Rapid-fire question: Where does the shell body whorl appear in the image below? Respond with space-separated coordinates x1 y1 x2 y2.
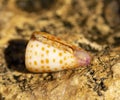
25 32 91 72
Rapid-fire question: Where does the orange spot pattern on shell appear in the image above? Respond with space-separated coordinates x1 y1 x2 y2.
41 66 44 68
59 60 63 64
41 54 44 57
34 61 37 65
54 68 58 70
36 44 39 47
46 50 49 54
41 60 44 64
59 52 62 56
25 33 88 73
31 45 33 47
41 47 45 51
29 56 32 59
53 59 55 62
53 49 56 53
46 59 49 64
64 57 66 60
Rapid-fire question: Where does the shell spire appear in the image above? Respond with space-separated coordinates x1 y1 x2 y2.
25 32 91 72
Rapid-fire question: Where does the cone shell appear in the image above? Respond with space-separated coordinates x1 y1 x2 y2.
25 32 91 72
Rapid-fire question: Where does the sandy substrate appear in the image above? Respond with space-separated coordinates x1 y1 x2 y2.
0 0 120 100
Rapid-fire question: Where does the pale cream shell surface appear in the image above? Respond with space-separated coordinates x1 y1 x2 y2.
25 39 78 72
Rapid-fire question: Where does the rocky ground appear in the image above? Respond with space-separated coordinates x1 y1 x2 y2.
0 0 120 100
